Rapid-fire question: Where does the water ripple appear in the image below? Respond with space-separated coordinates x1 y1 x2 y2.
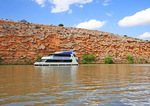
0 64 150 105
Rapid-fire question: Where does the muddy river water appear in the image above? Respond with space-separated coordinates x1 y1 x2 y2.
0 64 150 105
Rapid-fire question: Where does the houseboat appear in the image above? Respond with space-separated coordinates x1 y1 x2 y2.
34 50 79 66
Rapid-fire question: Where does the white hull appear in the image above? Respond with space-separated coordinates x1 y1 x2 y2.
34 62 79 66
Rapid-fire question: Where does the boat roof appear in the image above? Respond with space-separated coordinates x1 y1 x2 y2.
49 50 74 55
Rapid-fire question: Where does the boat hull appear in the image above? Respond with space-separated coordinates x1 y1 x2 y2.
34 62 79 66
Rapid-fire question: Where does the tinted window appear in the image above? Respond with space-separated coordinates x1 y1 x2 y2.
46 60 72 62
53 54 71 57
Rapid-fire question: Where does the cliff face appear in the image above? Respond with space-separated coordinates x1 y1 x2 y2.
0 19 150 64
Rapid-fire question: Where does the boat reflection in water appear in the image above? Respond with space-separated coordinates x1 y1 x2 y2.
34 66 78 86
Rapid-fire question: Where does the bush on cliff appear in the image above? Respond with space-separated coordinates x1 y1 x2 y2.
104 57 113 64
88 53 95 63
82 55 88 64
58 24 64 27
37 56 42 62
126 55 133 64
20 19 27 23
35 26 41 29
124 35 127 37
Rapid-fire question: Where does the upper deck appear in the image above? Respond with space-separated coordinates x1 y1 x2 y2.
48 50 75 56
42 49 78 60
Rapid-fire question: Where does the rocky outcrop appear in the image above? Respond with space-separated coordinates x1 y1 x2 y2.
0 19 150 64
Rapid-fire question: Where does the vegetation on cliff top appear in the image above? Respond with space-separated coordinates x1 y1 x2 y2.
20 19 27 23
58 24 64 27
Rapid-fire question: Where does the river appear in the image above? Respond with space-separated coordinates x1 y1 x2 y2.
0 64 150 106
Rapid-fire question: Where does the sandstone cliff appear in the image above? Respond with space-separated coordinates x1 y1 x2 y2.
0 19 150 64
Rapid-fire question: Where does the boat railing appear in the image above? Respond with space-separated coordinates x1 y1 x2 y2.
53 57 71 59
42 56 78 60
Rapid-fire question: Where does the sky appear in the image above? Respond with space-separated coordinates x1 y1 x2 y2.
0 0 150 40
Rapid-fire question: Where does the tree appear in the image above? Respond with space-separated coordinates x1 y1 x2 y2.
82 54 96 64
126 55 133 64
104 57 113 64
124 35 127 37
82 59 87 64
88 53 95 63
20 19 27 23
37 56 42 62
82 55 88 64
58 24 64 27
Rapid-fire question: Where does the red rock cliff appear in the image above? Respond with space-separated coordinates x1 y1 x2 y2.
0 19 150 64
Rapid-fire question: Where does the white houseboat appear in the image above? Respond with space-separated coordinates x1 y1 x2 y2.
34 50 79 66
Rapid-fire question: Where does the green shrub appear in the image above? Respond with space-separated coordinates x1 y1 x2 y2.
37 56 42 62
82 54 96 64
140 57 142 61
24 60 33 65
139 57 143 64
82 55 88 64
35 26 41 29
20 19 27 23
126 55 133 64
58 24 64 27
124 35 127 37
82 59 87 64
104 57 113 64
88 53 95 63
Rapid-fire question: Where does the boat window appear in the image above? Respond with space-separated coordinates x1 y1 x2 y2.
41 59 46 62
53 54 71 57
46 60 72 62
48 54 53 56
